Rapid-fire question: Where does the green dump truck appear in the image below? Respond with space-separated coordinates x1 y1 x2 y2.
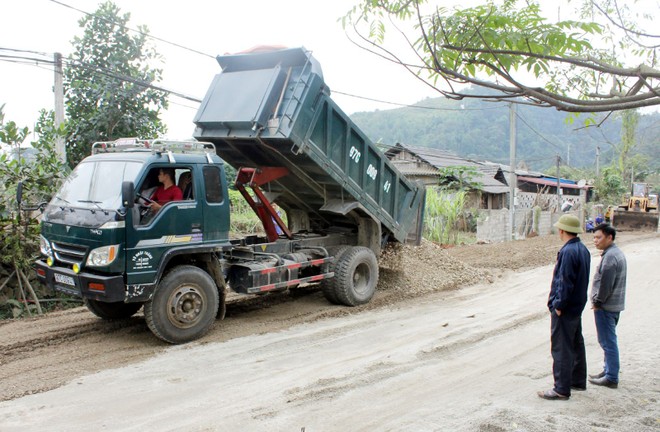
35 47 425 343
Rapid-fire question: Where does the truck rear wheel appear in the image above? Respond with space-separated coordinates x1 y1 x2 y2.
332 246 378 306
84 298 143 320
321 245 352 304
145 265 219 344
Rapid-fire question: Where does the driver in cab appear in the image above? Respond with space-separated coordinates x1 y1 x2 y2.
149 168 182 212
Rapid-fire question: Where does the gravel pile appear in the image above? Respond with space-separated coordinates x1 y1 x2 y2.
377 240 494 299
444 235 564 271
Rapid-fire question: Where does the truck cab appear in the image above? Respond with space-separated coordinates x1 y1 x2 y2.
36 139 232 342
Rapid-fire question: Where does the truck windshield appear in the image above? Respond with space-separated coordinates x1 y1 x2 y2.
53 161 142 210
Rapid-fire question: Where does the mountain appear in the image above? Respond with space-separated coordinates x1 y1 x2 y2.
349 90 660 173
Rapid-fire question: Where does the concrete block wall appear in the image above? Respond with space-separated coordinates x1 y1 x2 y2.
477 209 583 243
476 209 510 243
517 191 584 212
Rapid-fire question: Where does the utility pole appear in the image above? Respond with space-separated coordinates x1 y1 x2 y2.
556 154 562 211
566 142 570 166
509 103 517 241
54 52 66 163
631 166 634 187
596 146 600 177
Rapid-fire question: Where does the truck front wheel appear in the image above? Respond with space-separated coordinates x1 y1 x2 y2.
145 265 219 344
84 298 143 320
332 246 378 306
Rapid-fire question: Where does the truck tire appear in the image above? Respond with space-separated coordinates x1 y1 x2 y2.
321 245 352 304
144 265 219 344
332 246 378 306
84 298 143 320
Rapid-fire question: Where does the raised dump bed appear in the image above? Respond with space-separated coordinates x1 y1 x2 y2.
193 47 425 246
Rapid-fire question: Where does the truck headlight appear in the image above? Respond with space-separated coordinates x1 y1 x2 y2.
86 245 120 267
40 235 53 258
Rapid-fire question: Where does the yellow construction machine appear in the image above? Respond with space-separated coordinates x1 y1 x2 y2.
613 182 659 231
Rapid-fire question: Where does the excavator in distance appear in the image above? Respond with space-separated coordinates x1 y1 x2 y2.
613 182 659 231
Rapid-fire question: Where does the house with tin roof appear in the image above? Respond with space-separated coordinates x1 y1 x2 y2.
384 143 510 210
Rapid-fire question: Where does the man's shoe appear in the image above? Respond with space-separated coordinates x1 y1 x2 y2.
537 389 569 400
588 376 618 389
589 371 606 379
571 385 587 391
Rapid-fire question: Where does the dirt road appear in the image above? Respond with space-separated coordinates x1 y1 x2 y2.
0 234 658 431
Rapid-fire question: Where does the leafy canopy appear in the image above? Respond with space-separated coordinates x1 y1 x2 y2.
64 1 167 166
344 0 660 112
0 106 68 269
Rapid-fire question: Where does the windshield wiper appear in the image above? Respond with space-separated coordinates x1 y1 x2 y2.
54 195 74 212
77 200 109 215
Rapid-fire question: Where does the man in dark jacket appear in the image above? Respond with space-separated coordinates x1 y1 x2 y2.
538 214 592 400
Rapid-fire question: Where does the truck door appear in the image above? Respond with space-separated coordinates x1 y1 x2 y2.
201 164 230 242
124 166 202 285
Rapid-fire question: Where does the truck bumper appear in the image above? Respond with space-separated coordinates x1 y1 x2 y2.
34 260 126 303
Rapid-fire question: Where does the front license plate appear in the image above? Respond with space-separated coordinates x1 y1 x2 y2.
54 273 75 286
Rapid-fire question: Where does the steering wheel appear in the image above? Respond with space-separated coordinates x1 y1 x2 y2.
136 193 154 204
135 193 155 219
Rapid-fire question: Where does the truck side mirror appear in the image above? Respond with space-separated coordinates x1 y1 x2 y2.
16 181 23 206
122 181 135 209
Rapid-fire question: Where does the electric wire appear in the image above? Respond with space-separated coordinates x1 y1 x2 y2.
332 90 506 111
514 111 565 154
0 51 202 104
0 50 558 168
47 0 215 59
41 1 507 113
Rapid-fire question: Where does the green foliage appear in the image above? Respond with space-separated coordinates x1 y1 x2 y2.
423 188 467 245
437 165 483 191
617 109 639 180
351 92 659 175
228 189 261 235
225 164 237 190
594 166 626 204
344 0 659 113
347 1 602 90
0 108 68 240
0 107 70 318
64 1 167 167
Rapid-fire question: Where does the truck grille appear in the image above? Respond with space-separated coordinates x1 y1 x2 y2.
52 241 88 265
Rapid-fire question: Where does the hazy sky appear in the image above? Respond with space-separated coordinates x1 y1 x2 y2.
1 0 441 139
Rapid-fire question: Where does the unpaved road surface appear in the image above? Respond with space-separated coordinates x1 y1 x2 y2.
0 233 658 431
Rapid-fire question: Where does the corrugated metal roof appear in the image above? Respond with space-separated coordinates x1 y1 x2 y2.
387 143 509 194
518 176 591 190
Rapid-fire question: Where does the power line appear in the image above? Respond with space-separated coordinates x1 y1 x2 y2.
61 56 202 103
0 47 51 57
48 0 215 59
333 90 505 112
0 51 202 104
2 48 503 114
46 1 509 113
514 111 565 153
1 51 563 170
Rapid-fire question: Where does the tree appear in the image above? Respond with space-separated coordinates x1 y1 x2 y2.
594 165 626 203
344 0 660 113
64 1 168 166
436 165 483 191
0 106 69 317
617 109 639 183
